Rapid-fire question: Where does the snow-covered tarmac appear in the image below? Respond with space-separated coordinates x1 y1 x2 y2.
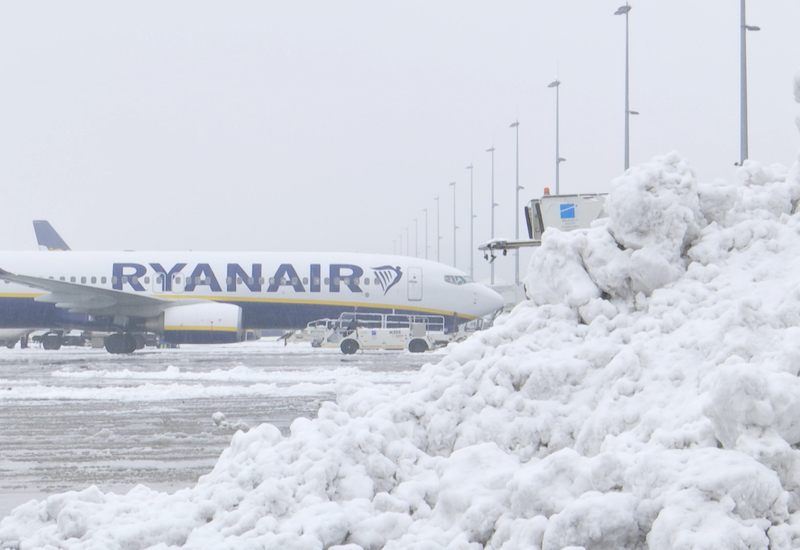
0 342 431 518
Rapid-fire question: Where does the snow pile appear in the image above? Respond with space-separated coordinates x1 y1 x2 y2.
3 89 800 550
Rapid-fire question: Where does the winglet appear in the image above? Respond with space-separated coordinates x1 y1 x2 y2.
33 221 71 251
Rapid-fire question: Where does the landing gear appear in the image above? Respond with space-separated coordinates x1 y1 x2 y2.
104 333 138 354
41 332 62 351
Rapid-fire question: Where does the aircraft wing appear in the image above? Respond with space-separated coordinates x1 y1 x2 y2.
0 267 200 317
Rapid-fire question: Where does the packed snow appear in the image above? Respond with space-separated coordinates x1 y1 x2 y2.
2 79 800 550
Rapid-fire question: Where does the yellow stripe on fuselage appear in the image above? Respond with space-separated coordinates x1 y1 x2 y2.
164 325 238 332
155 294 478 319
0 292 478 321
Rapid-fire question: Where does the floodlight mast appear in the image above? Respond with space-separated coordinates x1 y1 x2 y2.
615 3 632 170
486 146 496 285
740 0 760 165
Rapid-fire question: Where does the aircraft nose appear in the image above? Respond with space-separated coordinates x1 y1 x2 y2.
478 285 505 315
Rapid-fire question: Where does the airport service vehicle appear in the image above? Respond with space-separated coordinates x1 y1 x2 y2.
297 312 450 353
338 317 446 354
480 192 607 255
0 249 504 354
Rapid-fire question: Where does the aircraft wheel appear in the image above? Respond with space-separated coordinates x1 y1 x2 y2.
42 333 62 351
123 334 138 354
408 338 429 353
134 334 146 350
6 342 15 349
340 339 359 355
105 333 138 354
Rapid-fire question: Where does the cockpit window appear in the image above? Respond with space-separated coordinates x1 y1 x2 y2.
444 275 474 285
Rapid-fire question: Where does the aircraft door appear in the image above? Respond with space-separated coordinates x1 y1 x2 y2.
408 267 422 301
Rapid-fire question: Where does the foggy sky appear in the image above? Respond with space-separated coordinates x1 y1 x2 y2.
0 1 798 285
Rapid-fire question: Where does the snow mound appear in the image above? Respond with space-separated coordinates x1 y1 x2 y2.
5 140 800 547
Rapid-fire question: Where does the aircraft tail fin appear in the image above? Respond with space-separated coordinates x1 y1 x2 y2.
33 220 71 251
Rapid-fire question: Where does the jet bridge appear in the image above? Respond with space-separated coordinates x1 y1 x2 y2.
480 192 607 258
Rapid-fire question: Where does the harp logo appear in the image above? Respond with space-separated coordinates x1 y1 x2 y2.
371 265 403 295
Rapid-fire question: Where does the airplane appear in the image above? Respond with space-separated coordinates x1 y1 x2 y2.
33 220 71 251
0 248 505 354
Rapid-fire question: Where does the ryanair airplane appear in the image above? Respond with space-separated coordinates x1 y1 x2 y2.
0 250 504 353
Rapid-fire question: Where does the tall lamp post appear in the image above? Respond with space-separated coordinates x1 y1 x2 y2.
740 0 760 164
413 218 418 257
466 164 475 279
449 181 457 268
434 196 440 262
405 227 409 257
509 121 523 286
423 208 428 260
546 82 565 194
615 3 633 170
486 147 497 284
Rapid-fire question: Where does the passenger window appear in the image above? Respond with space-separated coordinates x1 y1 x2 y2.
324 278 330 285
156 275 163 284
259 277 265 285
248 277 254 285
144 277 150 284
364 278 370 285
81 276 87 284
111 277 117 284
291 277 298 285
131 276 138 285
314 277 320 285
269 278 275 285
175 276 182 284
102 277 107 284
122 276 129 284
91 277 97 284
303 277 308 285
334 277 340 285
70 276 76 283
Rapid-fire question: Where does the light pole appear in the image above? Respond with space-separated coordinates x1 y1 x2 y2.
405 227 409 257
423 208 428 260
413 218 418 257
509 121 523 286
449 181 457 268
615 3 633 170
740 0 760 165
546 82 565 194
486 146 496 285
466 164 475 279
398 234 403 256
434 196 440 262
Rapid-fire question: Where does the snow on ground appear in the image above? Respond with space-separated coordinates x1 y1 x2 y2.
2 83 800 550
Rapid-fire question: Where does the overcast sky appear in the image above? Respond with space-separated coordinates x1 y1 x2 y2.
0 1 798 284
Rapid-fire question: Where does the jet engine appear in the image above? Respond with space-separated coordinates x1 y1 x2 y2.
147 302 244 344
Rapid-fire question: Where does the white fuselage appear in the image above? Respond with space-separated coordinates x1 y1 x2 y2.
0 251 504 334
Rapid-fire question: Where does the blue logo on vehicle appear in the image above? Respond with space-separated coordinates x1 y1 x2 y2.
560 204 576 219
